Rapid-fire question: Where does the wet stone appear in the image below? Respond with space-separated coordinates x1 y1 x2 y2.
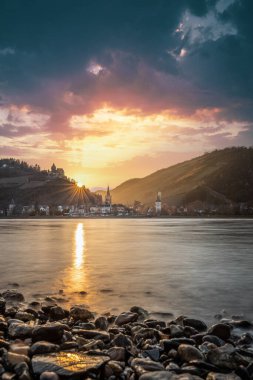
206 372 241 380
115 311 138 326
8 322 33 339
2 289 25 302
170 324 184 338
76 322 96 330
207 324 231 341
106 346 126 361
69 307 94 321
9 342 30 356
207 343 237 369
32 351 109 377
49 306 66 321
30 341 60 356
161 338 195 351
178 344 204 362
203 335 225 347
5 351 30 366
183 318 207 332
32 323 66 343
2 372 17 380
131 357 164 376
111 333 132 348
40 372 60 380
139 371 175 380
72 329 110 342
15 311 34 322
14 362 32 380
95 316 109 330
144 348 161 361
0 338 9 349
0 297 6 313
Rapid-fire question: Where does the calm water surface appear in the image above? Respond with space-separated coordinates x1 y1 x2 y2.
0 218 252 322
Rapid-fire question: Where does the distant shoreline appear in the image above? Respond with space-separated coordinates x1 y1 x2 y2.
1 215 253 220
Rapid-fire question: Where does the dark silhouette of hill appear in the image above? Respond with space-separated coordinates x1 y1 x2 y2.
111 147 253 206
0 159 99 207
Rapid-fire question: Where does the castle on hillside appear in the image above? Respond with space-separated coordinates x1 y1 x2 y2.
50 163 65 178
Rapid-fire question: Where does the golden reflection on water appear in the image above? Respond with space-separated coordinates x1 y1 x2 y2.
74 223 85 269
67 222 87 294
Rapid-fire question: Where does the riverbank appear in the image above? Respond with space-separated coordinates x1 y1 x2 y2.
0 289 252 380
1 215 253 219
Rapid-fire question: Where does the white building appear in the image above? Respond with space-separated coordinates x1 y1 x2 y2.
155 192 162 215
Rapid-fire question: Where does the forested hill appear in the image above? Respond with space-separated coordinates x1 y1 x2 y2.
111 147 253 206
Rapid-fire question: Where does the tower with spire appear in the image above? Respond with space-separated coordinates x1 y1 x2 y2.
105 186 112 206
155 191 162 215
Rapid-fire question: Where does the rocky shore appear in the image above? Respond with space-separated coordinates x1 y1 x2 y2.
0 290 252 380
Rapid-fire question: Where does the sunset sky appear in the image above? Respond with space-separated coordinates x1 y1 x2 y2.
0 0 253 188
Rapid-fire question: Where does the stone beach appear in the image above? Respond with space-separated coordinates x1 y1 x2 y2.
0 290 253 380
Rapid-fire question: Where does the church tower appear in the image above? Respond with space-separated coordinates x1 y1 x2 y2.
105 186 112 206
155 192 162 215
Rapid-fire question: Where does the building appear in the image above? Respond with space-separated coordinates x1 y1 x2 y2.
105 186 112 206
7 198 16 216
50 163 65 178
155 192 162 215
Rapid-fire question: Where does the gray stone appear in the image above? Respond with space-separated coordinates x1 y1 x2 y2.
30 341 60 356
4 351 29 366
170 324 184 338
144 348 160 361
107 347 126 361
131 358 164 376
0 297 6 313
32 323 65 343
32 352 109 377
8 322 33 339
139 371 175 380
72 329 110 342
69 306 93 321
207 324 231 341
206 372 241 380
111 333 132 348
40 372 60 380
15 311 34 322
49 306 66 321
207 343 236 369
178 344 204 362
2 289 25 302
183 318 207 332
95 316 109 330
115 311 138 326
14 362 32 380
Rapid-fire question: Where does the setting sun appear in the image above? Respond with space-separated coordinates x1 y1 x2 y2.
77 181 84 188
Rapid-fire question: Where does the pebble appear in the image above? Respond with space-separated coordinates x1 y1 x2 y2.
69 306 94 321
2 289 25 302
30 341 60 356
0 291 250 380
32 352 109 377
207 323 231 340
178 344 204 362
115 311 138 326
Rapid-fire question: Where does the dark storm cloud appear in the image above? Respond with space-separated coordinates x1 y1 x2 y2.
0 0 252 140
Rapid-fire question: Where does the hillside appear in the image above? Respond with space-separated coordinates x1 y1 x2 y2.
0 159 99 207
111 147 253 206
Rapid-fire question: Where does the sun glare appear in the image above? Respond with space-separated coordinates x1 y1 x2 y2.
77 181 83 188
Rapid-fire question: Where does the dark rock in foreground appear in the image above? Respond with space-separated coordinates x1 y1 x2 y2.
0 290 252 379
32 352 109 377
